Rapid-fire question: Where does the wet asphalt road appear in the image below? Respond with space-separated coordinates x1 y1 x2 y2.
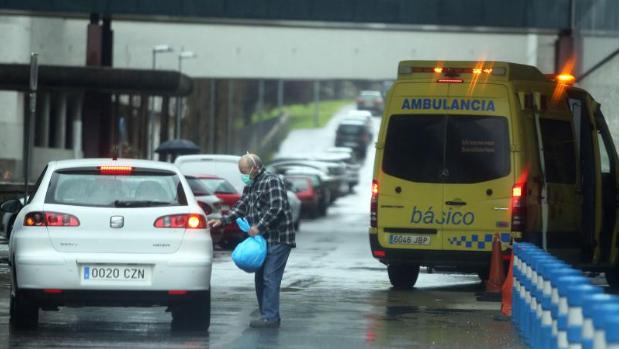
0 107 527 348
0 198 525 349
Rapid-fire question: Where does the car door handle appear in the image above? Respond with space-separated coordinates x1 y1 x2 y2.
445 200 466 206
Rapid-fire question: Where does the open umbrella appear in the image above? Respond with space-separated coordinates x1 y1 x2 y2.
155 138 200 155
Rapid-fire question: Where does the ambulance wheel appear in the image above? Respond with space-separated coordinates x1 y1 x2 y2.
388 264 420 289
605 268 619 290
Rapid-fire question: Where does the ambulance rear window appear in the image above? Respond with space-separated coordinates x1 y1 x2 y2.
383 115 510 183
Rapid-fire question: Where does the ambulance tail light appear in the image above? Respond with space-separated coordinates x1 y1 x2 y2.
370 179 379 227
511 182 527 233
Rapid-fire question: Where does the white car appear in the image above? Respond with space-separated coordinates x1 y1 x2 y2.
175 154 302 230
3 159 213 329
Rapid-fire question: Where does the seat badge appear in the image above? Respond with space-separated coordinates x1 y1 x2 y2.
110 216 124 228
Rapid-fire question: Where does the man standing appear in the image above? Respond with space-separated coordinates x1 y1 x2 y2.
207 153 296 328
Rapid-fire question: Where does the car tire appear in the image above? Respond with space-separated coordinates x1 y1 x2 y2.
10 290 39 329
477 267 490 281
171 290 211 330
294 219 300 232
388 264 420 289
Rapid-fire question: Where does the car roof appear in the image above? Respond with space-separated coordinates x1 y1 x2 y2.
48 158 180 172
339 119 366 126
326 147 353 154
346 110 372 117
174 154 240 165
360 90 382 96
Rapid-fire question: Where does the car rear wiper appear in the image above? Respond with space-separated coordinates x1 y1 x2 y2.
114 200 173 207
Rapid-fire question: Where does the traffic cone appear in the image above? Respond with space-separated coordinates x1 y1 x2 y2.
485 234 506 294
476 234 506 302
501 252 514 317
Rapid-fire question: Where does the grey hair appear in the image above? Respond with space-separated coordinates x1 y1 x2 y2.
240 153 263 170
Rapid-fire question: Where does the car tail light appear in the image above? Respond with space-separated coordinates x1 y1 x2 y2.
168 290 188 295
372 250 385 258
511 178 527 233
154 214 206 229
24 212 80 227
99 165 133 175
371 179 379 227
43 289 63 294
197 201 213 215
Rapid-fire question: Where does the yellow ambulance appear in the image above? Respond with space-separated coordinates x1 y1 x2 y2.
370 60 619 289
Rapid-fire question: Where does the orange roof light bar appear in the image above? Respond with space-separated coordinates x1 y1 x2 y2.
433 67 443 73
556 73 575 84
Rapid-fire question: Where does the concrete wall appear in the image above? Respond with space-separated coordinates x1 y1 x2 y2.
109 21 554 80
579 38 619 146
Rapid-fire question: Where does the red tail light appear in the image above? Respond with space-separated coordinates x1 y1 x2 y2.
372 250 385 258
24 212 80 227
99 165 133 175
43 289 63 294
371 179 379 227
168 290 188 295
154 214 206 229
511 180 527 232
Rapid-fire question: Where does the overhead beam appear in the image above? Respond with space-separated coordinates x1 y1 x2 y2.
0 0 574 30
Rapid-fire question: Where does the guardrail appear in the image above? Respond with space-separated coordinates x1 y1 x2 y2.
513 242 619 349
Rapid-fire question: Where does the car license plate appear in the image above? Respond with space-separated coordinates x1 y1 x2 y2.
81 265 151 282
389 234 431 246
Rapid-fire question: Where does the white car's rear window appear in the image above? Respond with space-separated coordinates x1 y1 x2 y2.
45 168 188 207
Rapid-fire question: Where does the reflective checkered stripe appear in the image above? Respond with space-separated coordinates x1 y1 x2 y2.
446 232 512 250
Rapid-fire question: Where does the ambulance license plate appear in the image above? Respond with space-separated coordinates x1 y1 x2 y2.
389 234 431 246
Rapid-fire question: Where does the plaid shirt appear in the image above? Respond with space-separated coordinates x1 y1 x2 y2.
222 169 296 247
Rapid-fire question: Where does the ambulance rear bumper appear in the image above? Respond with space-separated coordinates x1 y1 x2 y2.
369 233 491 271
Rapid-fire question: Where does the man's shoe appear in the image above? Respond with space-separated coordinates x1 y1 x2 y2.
249 318 280 328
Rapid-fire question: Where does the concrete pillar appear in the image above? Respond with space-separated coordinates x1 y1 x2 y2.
40 93 51 147
208 80 216 152
257 79 265 119
72 94 83 159
55 93 67 149
226 81 234 153
277 80 284 109
313 81 320 127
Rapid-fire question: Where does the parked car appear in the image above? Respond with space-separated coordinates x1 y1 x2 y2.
175 154 302 232
286 175 321 218
195 175 244 249
2 197 24 240
343 110 374 138
313 152 361 193
335 119 372 159
3 159 212 329
356 90 384 115
184 176 226 244
268 159 347 201
283 166 331 216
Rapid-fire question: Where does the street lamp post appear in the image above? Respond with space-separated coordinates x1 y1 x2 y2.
176 49 197 139
148 44 174 159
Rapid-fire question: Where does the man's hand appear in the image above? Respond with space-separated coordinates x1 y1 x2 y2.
206 219 222 228
248 225 260 237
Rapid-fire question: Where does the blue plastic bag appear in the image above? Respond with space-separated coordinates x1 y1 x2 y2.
231 217 267 273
